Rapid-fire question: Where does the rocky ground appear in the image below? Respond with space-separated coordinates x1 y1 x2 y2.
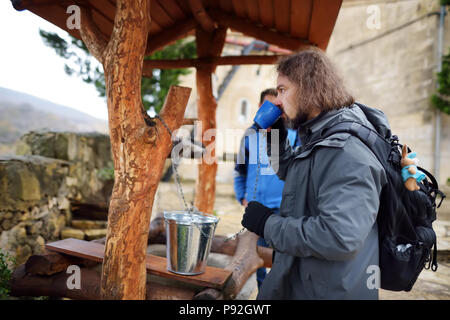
154 180 450 300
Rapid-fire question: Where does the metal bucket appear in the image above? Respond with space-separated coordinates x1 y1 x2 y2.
164 211 219 275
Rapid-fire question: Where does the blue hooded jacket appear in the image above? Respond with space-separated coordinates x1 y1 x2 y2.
233 125 299 209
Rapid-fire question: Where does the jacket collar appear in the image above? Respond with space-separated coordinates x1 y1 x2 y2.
297 106 352 144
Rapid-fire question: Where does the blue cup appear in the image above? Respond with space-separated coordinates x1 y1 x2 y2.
253 100 282 129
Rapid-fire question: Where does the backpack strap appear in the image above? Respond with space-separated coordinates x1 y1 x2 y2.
322 121 378 149
417 166 446 208
319 120 388 170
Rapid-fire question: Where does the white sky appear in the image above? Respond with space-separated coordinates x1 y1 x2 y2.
0 1 108 120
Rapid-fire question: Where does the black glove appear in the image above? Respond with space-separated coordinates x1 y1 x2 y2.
241 201 274 238
267 117 288 150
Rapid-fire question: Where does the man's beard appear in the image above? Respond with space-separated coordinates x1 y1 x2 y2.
284 107 309 129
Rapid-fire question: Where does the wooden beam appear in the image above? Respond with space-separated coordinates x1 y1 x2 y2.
225 38 292 54
158 0 187 21
274 0 290 33
80 5 109 63
308 0 343 50
10 264 197 300
12 3 82 42
142 54 281 70
151 0 176 28
145 18 197 55
87 0 116 25
219 0 234 13
11 0 33 11
11 0 80 11
193 26 227 214
245 0 259 23
188 0 217 32
25 250 96 276
290 0 313 39
10 264 102 300
215 55 280 66
258 0 274 28
209 10 310 51
209 27 228 58
231 0 248 18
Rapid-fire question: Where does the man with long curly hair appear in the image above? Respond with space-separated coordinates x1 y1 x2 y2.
242 48 388 300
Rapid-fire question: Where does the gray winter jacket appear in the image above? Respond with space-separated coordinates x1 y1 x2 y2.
257 104 388 300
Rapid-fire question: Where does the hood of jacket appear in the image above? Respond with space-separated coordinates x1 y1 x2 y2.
297 103 392 147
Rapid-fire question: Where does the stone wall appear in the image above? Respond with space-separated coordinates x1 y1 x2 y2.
16 130 114 207
0 155 72 264
0 131 114 265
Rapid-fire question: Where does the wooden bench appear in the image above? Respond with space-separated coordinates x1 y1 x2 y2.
45 238 232 290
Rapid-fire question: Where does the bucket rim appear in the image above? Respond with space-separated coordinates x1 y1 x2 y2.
163 211 219 224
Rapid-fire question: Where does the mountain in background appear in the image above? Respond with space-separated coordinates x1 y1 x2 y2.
0 87 108 155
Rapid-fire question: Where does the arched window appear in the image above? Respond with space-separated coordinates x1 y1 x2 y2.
238 99 249 123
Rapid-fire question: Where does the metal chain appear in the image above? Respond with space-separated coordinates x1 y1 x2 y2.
157 115 269 242
155 114 192 213
156 115 218 240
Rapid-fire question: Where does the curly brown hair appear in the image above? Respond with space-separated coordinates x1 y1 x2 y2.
276 47 354 113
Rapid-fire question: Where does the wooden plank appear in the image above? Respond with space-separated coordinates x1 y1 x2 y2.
25 4 82 41
290 0 313 39
90 8 114 41
45 238 232 289
174 0 192 15
188 0 216 33
308 0 343 50
203 0 220 9
157 0 187 21
149 20 163 36
210 10 309 51
219 0 234 13
151 0 175 28
145 18 196 55
88 0 116 24
143 54 280 69
258 0 274 28
274 0 290 33
231 0 248 18
245 0 259 23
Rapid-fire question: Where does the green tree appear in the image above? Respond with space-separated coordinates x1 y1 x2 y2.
431 48 450 115
39 30 196 113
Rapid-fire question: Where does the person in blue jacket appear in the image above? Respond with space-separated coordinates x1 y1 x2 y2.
233 88 300 290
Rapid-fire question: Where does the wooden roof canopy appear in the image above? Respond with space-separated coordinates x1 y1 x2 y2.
12 0 343 66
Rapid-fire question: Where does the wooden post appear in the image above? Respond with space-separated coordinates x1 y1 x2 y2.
194 67 217 214
79 1 191 299
193 27 226 214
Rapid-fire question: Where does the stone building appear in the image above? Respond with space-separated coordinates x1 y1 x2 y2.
177 0 450 186
328 0 450 185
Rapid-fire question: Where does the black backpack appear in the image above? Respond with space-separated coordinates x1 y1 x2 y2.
320 102 446 291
